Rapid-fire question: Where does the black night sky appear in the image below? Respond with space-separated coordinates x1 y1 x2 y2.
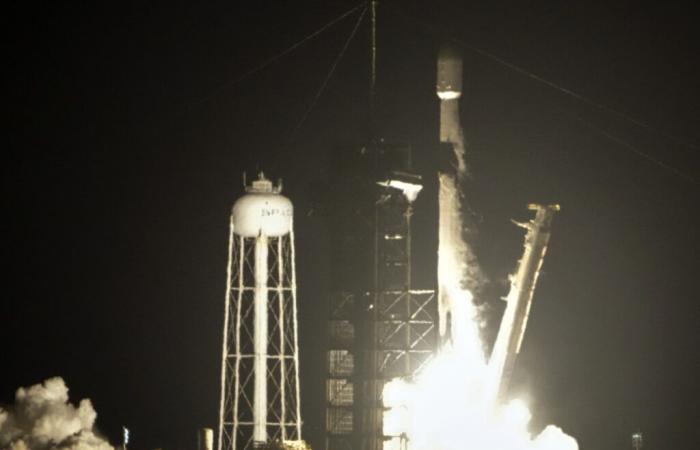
4 2 699 450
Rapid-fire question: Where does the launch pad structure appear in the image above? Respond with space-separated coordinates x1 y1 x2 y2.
322 39 561 450
323 141 438 450
216 6 561 448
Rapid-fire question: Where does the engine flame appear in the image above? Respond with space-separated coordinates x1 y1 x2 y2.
382 287 578 450
386 207 575 450
420 42 575 450
383 341 578 450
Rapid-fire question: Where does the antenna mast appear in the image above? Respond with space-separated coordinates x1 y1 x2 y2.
369 0 377 137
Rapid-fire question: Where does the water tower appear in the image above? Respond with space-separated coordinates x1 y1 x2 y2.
218 173 302 450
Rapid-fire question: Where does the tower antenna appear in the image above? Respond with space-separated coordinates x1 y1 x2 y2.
369 0 378 137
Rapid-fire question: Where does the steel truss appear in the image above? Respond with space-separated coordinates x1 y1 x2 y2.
220 229 302 450
325 154 437 450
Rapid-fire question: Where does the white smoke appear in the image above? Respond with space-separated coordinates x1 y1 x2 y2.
0 377 114 450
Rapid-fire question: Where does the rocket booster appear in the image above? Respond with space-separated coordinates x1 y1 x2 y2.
436 44 484 342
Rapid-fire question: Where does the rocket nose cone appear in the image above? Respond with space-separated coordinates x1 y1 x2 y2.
438 43 462 63
437 43 463 97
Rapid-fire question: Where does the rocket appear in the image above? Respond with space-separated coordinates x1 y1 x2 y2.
435 44 559 403
436 44 484 343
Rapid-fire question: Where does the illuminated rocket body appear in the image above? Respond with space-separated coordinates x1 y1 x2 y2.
488 204 560 402
436 45 483 345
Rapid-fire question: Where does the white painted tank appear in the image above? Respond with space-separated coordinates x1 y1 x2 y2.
232 173 293 238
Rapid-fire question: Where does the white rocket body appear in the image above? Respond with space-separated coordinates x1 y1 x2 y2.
436 45 483 345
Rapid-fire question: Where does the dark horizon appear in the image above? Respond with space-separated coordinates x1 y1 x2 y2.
3 2 699 450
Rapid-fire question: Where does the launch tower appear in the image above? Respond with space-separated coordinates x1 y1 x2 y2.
323 142 437 450
218 173 302 450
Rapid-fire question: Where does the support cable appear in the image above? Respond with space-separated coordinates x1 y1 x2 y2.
572 113 699 185
455 41 699 152
287 4 368 141
385 2 699 185
369 0 378 134
186 2 366 111
385 2 698 151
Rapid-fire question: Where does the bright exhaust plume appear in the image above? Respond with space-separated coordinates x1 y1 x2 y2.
383 342 578 450
383 256 578 450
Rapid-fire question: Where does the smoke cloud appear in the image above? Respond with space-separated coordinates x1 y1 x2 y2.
0 377 114 450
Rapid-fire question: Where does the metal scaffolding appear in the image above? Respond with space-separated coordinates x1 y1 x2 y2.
324 142 437 450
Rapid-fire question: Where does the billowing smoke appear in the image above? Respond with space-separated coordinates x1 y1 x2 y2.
0 377 114 450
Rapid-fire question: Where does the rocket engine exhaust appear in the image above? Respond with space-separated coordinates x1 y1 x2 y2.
379 43 577 450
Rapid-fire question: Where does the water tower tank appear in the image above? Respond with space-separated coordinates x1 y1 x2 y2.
232 174 293 237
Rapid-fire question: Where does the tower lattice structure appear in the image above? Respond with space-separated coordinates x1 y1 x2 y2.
323 142 437 450
219 174 302 450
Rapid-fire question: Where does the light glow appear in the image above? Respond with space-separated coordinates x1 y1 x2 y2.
383 341 578 450
385 206 576 450
398 44 579 450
